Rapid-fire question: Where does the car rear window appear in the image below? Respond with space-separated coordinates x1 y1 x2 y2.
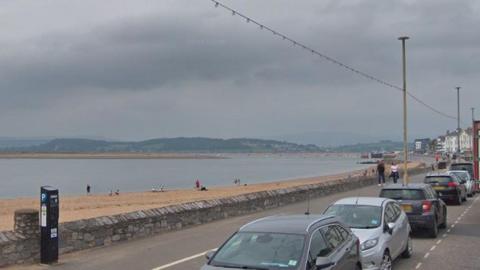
380 189 426 200
450 164 472 170
450 164 473 175
424 176 452 184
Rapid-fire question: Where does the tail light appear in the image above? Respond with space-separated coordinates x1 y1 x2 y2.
448 181 458 188
422 200 432 213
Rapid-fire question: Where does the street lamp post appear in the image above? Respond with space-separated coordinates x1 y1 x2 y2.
456 87 461 155
398 36 409 186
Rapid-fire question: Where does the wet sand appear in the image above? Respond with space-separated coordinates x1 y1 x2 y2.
0 162 422 231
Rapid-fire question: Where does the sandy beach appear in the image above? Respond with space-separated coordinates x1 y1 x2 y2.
0 162 422 231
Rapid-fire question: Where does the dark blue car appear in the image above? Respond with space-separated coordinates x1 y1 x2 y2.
380 183 447 238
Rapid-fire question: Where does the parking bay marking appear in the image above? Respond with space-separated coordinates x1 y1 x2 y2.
151 249 217 270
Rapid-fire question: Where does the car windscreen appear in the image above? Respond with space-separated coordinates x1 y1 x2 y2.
324 204 382 229
424 176 452 184
380 189 426 200
210 232 305 269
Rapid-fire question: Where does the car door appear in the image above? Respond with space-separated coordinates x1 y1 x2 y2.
319 225 349 270
392 202 409 254
307 228 332 270
454 175 467 198
465 173 473 194
384 202 403 258
334 225 358 268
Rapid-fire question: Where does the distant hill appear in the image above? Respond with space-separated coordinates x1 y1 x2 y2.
323 140 414 153
1 137 322 153
0 137 50 148
273 131 386 147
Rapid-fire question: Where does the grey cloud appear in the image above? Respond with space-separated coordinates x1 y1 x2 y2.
0 0 478 141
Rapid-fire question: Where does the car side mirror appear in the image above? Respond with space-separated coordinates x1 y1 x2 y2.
384 222 395 234
205 250 216 261
316 257 334 269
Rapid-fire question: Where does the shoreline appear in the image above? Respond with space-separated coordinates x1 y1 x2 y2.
0 151 362 159
0 162 425 232
0 152 227 159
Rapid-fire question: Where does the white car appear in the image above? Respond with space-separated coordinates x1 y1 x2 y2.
324 197 412 270
448 170 474 197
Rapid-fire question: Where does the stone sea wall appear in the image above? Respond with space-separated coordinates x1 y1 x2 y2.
0 209 40 267
0 164 428 267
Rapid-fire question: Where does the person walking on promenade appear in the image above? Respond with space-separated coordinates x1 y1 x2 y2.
377 160 385 186
390 162 399 184
86 184 91 195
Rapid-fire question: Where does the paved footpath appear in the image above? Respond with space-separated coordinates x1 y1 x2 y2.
8 173 480 270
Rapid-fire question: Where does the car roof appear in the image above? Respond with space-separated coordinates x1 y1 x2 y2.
381 183 430 190
332 196 390 207
451 162 472 166
426 172 452 177
239 215 337 235
448 170 468 173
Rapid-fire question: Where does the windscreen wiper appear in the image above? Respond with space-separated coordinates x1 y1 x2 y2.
240 266 270 270
210 263 270 270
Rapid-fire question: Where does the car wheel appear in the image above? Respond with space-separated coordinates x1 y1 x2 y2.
462 193 467 201
428 216 438 238
439 209 447 229
401 235 413 258
380 251 392 270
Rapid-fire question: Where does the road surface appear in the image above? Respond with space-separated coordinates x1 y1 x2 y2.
9 173 480 270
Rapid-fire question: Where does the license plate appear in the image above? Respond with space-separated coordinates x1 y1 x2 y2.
433 186 446 190
401 204 413 213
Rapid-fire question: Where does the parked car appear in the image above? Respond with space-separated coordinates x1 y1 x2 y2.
449 162 478 193
450 162 474 178
324 197 412 270
424 173 467 205
448 170 474 197
437 161 448 169
202 215 362 270
379 184 447 237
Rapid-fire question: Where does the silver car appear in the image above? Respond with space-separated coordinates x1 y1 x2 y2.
448 170 474 197
324 197 412 270
202 215 362 270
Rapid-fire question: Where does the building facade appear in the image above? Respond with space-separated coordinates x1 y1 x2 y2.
440 128 472 154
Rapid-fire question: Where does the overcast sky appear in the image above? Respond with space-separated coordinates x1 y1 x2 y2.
0 0 478 143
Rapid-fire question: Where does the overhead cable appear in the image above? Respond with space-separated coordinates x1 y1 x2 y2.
210 0 458 121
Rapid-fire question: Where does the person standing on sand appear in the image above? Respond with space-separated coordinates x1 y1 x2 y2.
86 185 91 194
377 160 385 186
195 179 200 190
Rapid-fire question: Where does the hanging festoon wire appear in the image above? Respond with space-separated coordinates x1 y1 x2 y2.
209 0 458 121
